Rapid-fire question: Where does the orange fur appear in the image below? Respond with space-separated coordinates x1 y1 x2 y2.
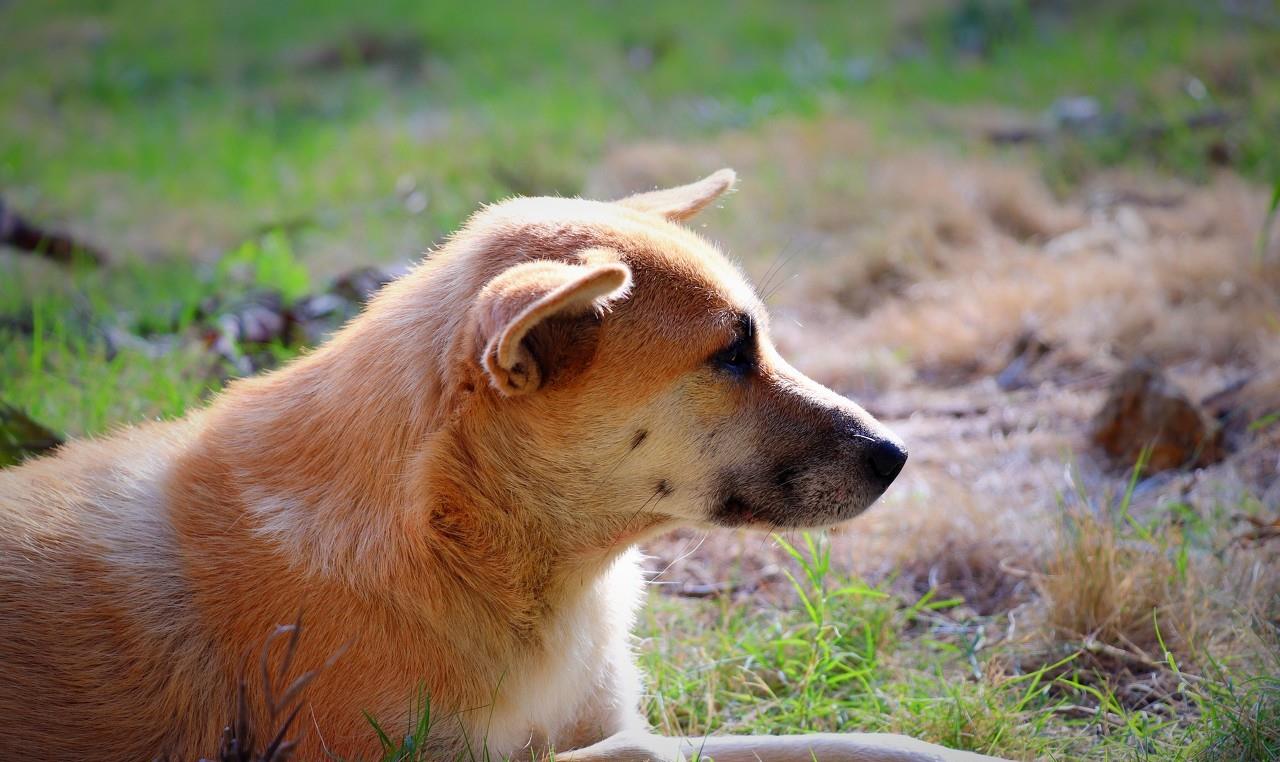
0 172 996 762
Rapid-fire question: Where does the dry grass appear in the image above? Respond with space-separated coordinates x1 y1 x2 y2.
1035 509 1195 669
204 621 319 762
834 474 1039 618
856 175 1278 379
592 120 1280 388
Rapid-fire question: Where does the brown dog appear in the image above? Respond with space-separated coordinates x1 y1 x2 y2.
0 171 999 761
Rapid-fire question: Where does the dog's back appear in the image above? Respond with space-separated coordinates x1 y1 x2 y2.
0 419 223 759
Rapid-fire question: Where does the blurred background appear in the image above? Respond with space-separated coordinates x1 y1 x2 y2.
2 1 1277 759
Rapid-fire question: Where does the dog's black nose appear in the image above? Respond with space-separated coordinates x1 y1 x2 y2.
867 438 908 483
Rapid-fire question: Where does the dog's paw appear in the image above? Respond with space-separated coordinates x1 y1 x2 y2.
551 731 688 762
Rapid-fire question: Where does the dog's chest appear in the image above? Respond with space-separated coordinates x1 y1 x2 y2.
483 549 646 754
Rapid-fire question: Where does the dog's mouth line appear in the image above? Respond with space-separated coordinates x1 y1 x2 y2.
714 493 780 528
712 489 877 530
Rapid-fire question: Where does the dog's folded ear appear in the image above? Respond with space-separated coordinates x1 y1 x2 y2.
615 168 737 222
475 252 632 396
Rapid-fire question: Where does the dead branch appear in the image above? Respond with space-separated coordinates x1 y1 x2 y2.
0 197 107 266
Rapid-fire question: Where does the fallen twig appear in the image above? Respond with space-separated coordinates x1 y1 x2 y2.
1050 703 1126 726
1231 513 1280 547
986 108 1236 147
0 197 107 265
1081 636 1204 684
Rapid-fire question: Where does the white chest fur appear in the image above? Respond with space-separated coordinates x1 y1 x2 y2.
480 548 648 756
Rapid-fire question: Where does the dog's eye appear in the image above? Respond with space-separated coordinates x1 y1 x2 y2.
709 312 757 377
711 335 754 376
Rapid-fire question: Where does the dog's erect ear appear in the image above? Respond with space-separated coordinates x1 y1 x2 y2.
615 168 737 223
475 253 632 396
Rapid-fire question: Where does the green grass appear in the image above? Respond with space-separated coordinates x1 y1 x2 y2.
2 1 1277 273
640 529 1278 761
361 689 435 762
0 233 312 437
1193 663 1280 761
639 535 1065 759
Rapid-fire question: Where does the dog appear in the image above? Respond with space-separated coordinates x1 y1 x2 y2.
0 170 1000 761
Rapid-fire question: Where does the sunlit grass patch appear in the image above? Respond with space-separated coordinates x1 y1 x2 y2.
640 534 1083 760
640 488 1279 762
1192 653 1280 761
0 242 308 437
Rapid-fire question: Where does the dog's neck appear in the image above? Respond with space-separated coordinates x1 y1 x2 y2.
420 413 676 567
195 290 452 581
403 422 674 630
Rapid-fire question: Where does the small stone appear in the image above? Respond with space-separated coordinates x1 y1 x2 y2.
330 266 395 303
1050 96 1102 130
223 292 289 345
1090 361 1224 473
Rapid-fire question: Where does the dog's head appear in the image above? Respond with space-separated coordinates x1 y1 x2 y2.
450 170 906 531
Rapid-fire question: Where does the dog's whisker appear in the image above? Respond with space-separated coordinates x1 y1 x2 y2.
758 237 801 304
646 531 708 586
756 525 776 555
756 234 798 300
604 487 669 556
760 254 790 299
597 443 638 484
762 272 800 304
